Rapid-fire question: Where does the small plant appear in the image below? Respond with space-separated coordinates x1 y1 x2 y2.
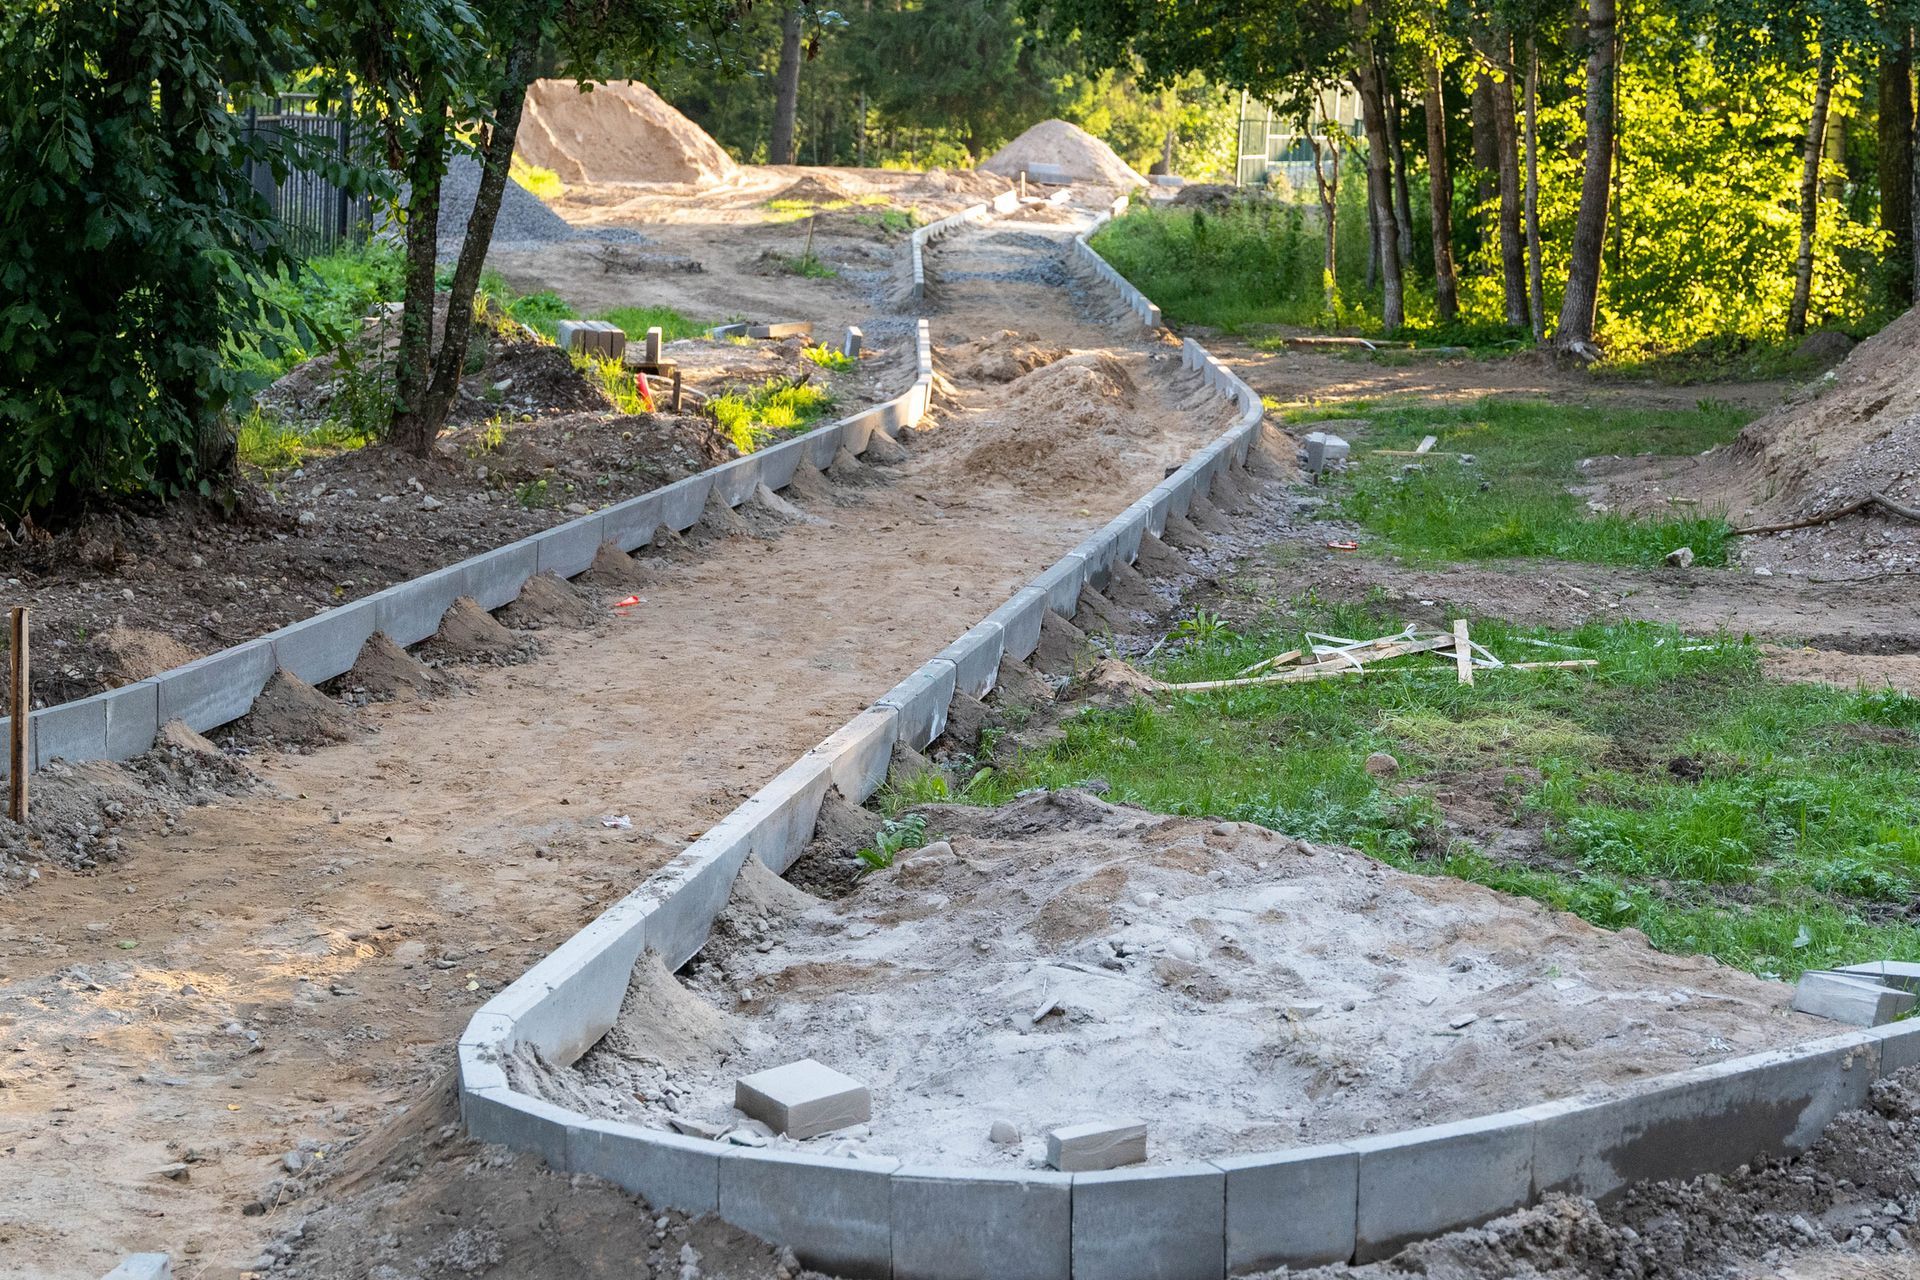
470 423 507 455
509 157 566 200
803 345 855 373
783 254 838 280
573 354 653 416
513 477 550 509
708 378 834 453
1171 610 1230 648
856 814 930 875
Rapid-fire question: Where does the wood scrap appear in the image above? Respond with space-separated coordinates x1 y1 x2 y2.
1453 619 1474 685
1728 491 1920 536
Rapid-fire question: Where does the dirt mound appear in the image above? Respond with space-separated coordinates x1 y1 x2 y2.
225 670 360 751
770 172 859 205
948 330 1068 383
461 341 615 422
1171 182 1239 210
336 633 447 703
959 352 1146 495
516 80 737 187
904 166 1016 200
88 625 197 687
500 571 599 630
982 120 1146 189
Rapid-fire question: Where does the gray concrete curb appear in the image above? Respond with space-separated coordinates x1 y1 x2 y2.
909 190 1023 301
4 320 940 780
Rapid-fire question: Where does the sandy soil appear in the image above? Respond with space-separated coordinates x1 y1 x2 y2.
0 200 1222 1279
520 791 1820 1169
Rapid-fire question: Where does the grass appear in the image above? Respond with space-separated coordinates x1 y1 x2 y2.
598 305 710 343
764 193 899 224
778 254 839 280
510 157 566 200
1291 397 1751 568
236 410 376 473
802 345 855 373
962 597 1920 981
240 241 406 379
709 378 835 453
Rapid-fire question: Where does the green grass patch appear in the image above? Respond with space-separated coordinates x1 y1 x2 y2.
598 305 710 343
1294 397 1750 568
777 254 839 280
509 157 566 200
966 599 1920 980
240 241 406 380
709 379 835 453
802 344 855 373
236 409 376 473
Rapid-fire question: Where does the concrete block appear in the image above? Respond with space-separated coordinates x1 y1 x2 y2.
1151 470 1198 525
843 326 864 359
659 473 715 533
464 1086 572 1169
891 1166 1071 1280
1836 960 1920 992
1072 1163 1225 1280
371 563 469 648
31 695 104 769
100 1255 171 1280
876 659 958 753
754 435 809 492
570 1117 725 1214
602 489 666 553
720 1150 899 1279
644 325 663 365
809 706 900 804
640 815 757 971
533 513 606 579
463 538 540 612
267 598 378 686
735 1059 871 1138
1870 1019 1920 1075
987 588 1049 663
713 453 764 508
748 321 813 340
937 621 1006 700
103 680 161 761
1793 971 1916 1025
735 755 833 874
839 407 879 456
1030 554 1088 618
1530 1033 1879 1207
802 421 848 469
494 890 653 1067
1215 1143 1360 1272
1046 1120 1145 1171
154 638 276 734
456 1014 513 1093
708 322 749 339
1352 1112 1535 1262
1302 431 1350 474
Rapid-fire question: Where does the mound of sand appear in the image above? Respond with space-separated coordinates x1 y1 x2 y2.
959 353 1149 495
516 80 737 187
948 329 1068 383
770 172 859 205
982 120 1146 189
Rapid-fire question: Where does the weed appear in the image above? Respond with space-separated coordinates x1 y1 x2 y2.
781 254 839 280
572 355 653 415
708 379 834 453
598 305 709 343
513 478 550 509
509 156 566 200
857 814 931 875
802 345 855 373
236 410 375 473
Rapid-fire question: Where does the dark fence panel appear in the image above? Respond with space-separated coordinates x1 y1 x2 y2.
242 93 372 258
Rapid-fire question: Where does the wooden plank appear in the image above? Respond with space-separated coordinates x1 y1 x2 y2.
1453 619 1474 686
1415 435 1438 454
1234 648 1302 678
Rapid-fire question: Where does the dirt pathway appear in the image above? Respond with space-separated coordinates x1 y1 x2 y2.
0 210 1227 1279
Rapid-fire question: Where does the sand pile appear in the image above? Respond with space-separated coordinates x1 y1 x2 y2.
948 329 1069 383
513 791 1820 1170
982 120 1146 189
515 79 737 187
957 352 1154 496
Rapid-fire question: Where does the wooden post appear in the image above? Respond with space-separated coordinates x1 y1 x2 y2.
1453 618 1474 686
8 606 26 823
670 371 683 413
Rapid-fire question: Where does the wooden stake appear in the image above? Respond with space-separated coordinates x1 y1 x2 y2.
1453 619 1474 686
671 370 684 413
8 606 26 824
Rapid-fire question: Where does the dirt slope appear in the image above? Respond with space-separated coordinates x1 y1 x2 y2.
516 79 738 187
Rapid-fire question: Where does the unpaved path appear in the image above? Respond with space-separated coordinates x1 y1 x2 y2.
0 208 1226 1279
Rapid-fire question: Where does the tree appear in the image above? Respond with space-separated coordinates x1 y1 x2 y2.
1877 20 1913 305
1788 37 1838 335
1474 22 1529 328
1420 49 1462 320
771 5 806 164
1554 0 1617 357
1353 5 1407 327
0 0 312 521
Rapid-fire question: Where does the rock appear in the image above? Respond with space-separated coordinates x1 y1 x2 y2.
1793 329 1855 364
905 839 952 861
989 1119 1021 1145
1665 546 1695 568
155 1162 191 1182
668 1117 725 1140
1364 751 1400 777
282 1151 305 1173
419 496 444 512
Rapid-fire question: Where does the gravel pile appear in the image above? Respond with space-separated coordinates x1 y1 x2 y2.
426 156 650 257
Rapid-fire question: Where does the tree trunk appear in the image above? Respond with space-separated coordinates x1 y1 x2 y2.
1789 41 1836 337
1365 159 1379 289
1525 39 1545 343
770 7 804 165
1352 8 1404 330
1306 123 1340 311
1384 73 1415 271
1554 0 1618 357
1471 71 1498 203
389 102 450 455
1422 53 1459 322
857 89 868 168
1482 31 1528 329
1879 26 1914 307
415 37 539 443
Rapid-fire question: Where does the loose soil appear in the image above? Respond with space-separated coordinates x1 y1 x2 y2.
519 790 1820 1169
982 119 1148 190
516 79 738 188
0 194 1225 1279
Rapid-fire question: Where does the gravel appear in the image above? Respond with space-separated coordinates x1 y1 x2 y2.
429 156 651 257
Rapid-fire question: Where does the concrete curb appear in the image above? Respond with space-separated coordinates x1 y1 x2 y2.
908 189 1023 301
5 321 940 779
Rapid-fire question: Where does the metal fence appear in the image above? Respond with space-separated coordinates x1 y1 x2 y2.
241 92 372 258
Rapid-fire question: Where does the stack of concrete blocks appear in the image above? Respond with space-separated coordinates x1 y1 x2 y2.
556 319 626 360
1794 964 1920 1025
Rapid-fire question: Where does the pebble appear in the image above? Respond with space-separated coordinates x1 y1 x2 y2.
156 1162 191 1182
1166 938 1200 963
989 1119 1021 1145
1364 751 1400 777
283 1151 305 1173
908 840 952 860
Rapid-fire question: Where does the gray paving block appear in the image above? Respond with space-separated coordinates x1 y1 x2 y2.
987 588 1049 664
639 814 756 971
713 453 764 507
32 695 105 769
100 1255 171 1280
103 680 160 761
802 421 847 469
1153 470 1199 524
659 473 715 533
755 435 809 492
534 513 606 579
1836 960 1920 993
1072 1163 1225 1280
456 1013 512 1093
937 621 1005 700
154 638 276 734
1352 1111 1535 1262
372 564 469 647
1047 1120 1146 1171
466 538 540 612
504 907 651 1068
839 406 881 455
570 1116 726 1213
464 1086 572 1168
891 1165 1071 1280
1073 506 1146 590
876 659 958 752
1871 1020 1920 1075
603 489 666 553
721 1150 899 1279
267 598 378 686
1030 555 1089 618
1793 971 1916 1025
736 1059 870 1138
1530 1032 1879 1207
736 756 833 874
1215 1143 1359 1272
808 706 900 804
